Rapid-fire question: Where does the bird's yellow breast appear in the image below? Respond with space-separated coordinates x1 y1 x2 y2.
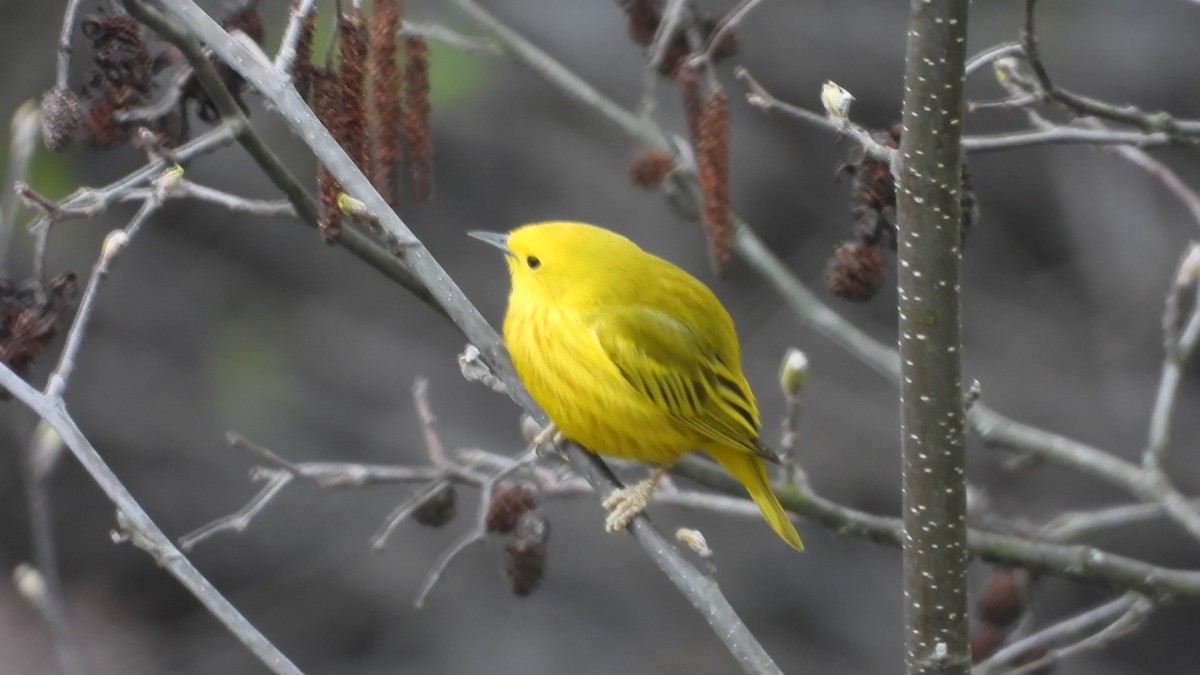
504 302 699 464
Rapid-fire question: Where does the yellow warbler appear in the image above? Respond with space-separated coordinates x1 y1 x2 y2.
471 222 803 551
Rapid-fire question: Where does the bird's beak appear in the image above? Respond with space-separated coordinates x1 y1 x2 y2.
467 230 514 258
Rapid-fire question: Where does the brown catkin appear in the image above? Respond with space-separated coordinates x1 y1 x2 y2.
486 483 537 534
696 91 731 276
81 95 132 149
369 0 404 208
968 625 1007 663
81 11 152 95
619 0 661 46
313 67 343 244
977 568 1025 628
337 8 369 173
291 2 318 101
628 148 675 189
403 34 433 203
825 241 886 302
0 272 78 399
677 64 703 146
502 512 549 597
412 484 457 528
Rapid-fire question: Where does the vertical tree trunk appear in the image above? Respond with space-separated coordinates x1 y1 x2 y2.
895 1 972 674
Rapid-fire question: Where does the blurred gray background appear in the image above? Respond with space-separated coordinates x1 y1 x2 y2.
2 0 1199 673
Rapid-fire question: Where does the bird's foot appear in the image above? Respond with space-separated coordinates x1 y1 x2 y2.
531 423 563 457
601 468 668 532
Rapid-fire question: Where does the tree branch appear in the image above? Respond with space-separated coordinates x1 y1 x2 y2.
0 367 303 674
895 4 973 671
672 457 1200 601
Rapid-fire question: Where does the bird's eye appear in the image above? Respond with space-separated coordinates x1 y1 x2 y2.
526 256 541 269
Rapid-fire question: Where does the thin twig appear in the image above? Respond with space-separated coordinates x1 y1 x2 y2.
273 0 319 75
965 125 1174 152
56 0 85 91
1021 0 1200 138
174 181 297 216
1040 500 1194 542
1081 120 1200 230
369 379 456 548
44 186 169 399
0 102 41 275
733 64 1177 154
18 423 84 675
703 0 767 63
369 481 453 550
181 431 452 550
400 21 500 54
179 469 293 550
963 42 1022 77
116 67 192 122
412 377 447 466
735 67 896 164
1145 243 1200 471
637 0 688 120
975 593 1152 675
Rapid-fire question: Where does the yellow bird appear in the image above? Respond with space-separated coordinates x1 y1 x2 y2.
471 221 803 551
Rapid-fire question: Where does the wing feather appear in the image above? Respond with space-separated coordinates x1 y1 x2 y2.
591 306 770 459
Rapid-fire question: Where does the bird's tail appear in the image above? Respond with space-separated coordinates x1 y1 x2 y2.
709 448 804 551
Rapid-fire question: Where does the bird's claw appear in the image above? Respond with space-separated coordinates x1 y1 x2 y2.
602 478 657 532
532 423 564 457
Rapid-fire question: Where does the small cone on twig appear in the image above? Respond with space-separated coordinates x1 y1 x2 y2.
0 273 78 399
486 482 537 534
413 484 457 528
977 567 1026 629
629 148 675 189
503 511 549 597
825 242 886 302
968 624 1006 663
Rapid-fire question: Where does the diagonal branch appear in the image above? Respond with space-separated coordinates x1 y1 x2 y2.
0 364 303 674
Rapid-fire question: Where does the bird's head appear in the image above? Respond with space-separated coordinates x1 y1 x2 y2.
469 221 641 304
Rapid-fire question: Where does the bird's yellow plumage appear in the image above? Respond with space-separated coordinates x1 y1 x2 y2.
473 221 803 551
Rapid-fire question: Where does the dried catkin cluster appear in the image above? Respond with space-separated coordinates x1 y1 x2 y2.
968 568 1049 669
827 122 978 301
616 0 738 77
369 0 404 208
616 4 748 278
40 2 265 153
302 0 435 246
696 92 732 276
486 483 549 597
0 274 78 399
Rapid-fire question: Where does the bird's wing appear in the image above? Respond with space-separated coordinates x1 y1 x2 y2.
591 306 771 459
